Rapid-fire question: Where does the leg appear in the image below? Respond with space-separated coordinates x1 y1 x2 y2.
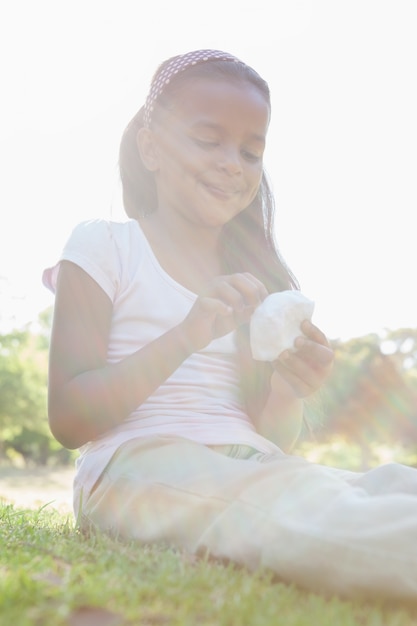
82 436 417 603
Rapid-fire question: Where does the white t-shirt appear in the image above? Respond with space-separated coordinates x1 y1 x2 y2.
44 218 279 506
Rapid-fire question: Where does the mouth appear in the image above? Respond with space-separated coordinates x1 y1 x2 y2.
202 182 240 199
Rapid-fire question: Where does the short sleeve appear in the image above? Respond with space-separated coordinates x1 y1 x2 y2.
42 219 122 301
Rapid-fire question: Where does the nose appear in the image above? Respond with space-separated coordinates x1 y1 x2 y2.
217 145 242 176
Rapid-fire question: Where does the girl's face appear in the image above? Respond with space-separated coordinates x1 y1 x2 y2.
144 78 270 228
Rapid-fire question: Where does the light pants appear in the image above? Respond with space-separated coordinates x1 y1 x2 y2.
82 436 417 603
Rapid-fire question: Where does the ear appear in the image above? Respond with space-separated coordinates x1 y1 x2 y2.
136 127 159 172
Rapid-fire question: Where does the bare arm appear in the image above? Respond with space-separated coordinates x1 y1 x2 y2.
253 374 305 451
251 320 334 451
48 262 267 449
48 261 197 448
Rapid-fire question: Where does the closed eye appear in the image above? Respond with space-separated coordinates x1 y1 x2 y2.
193 136 262 163
194 138 219 149
242 149 262 163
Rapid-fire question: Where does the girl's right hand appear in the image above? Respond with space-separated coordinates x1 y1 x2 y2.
48 265 265 448
179 272 268 351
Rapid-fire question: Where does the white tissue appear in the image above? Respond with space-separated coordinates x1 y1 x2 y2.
250 291 315 361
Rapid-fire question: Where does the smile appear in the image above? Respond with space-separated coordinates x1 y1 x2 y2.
203 183 241 198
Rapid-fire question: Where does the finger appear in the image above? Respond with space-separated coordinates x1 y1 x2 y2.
199 296 233 318
273 358 317 398
240 272 269 302
207 282 247 315
283 349 327 385
225 273 268 308
293 336 334 369
207 274 267 315
300 319 331 348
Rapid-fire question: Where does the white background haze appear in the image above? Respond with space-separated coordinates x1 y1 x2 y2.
1 0 416 340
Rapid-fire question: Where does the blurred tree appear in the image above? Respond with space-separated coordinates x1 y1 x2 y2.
0 307 73 465
1 306 417 468
313 332 417 468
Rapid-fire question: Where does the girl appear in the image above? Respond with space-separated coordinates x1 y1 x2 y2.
44 49 417 603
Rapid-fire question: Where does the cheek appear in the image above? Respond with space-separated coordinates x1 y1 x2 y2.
167 146 204 183
248 166 263 192
244 168 263 203
158 132 199 166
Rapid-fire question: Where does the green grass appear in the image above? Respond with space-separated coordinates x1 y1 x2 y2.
1 503 416 625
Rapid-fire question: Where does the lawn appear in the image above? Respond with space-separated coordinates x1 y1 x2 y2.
1 502 416 626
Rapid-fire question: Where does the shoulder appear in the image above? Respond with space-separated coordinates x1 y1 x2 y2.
44 218 142 298
66 218 138 246
62 218 145 263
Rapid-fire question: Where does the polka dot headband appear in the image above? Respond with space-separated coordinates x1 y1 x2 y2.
143 49 242 128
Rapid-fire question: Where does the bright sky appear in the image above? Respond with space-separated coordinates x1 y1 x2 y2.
1 0 416 340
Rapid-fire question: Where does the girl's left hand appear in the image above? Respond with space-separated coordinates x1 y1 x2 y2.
272 320 334 398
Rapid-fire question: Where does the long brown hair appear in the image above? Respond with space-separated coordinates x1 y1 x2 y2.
118 54 299 416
